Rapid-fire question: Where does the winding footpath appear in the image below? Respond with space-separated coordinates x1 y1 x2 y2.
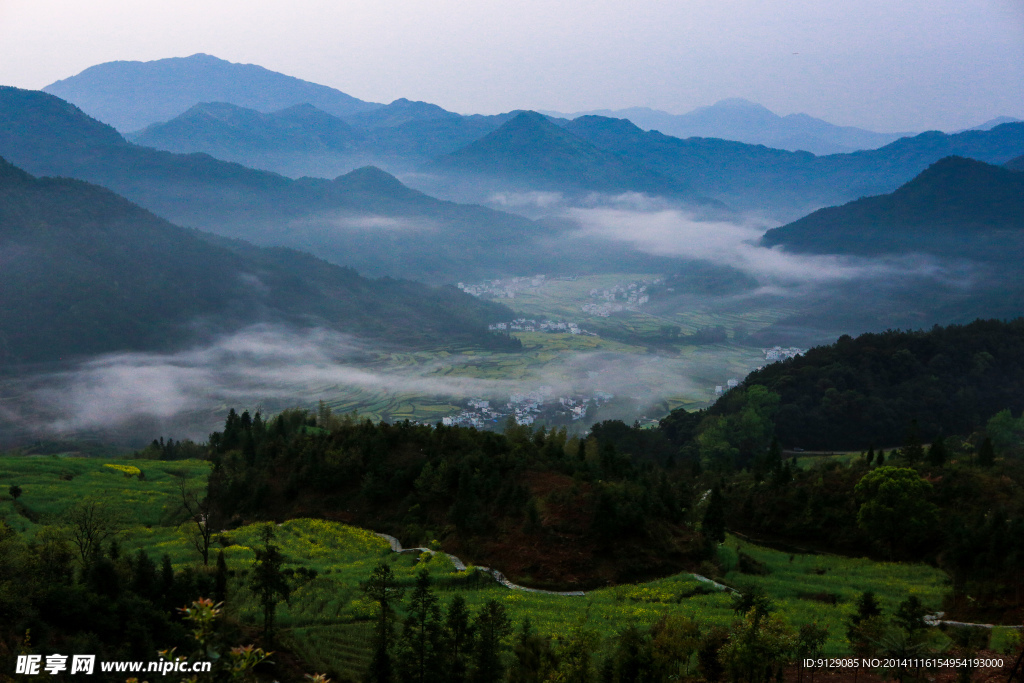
374 533 1020 631
373 532 740 599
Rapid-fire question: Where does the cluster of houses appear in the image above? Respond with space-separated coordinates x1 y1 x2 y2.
582 278 662 316
488 318 592 335
713 378 741 396
439 389 616 429
457 275 547 299
762 346 804 361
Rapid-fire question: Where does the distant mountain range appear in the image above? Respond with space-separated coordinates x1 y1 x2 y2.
430 111 709 201
542 99 916 155
128 98 514 178
559 115 1024 220
0 87 687 283
131 101 363 155
43 53 382 133
761 156 1024 256
0 155 516 366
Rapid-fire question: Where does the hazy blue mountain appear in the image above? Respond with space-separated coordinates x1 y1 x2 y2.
0 87 686 282
760 156 1024 256
564 116 1024 220
0 86 559 283
0 155 516 366
42 53 382 133
1005 154 1024 171
544 99 912 154
430 111 697 198
130 102 363 155
345 97 462 128
961 116 1022 132
128 98 512 178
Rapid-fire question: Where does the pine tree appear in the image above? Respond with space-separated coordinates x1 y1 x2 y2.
130 549 158 601
364 561 405 683
160 554 175 608
444 595 474 683
472 599 512 683
397 569 443 683
249 524 290 639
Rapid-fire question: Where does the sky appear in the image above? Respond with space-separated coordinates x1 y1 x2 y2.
0 0 1022 132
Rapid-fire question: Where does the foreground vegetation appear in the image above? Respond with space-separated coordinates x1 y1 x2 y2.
2 451 993 681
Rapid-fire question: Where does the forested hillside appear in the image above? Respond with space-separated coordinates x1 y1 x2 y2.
205 408 703 588
656 319 1024 460
0 156 517 365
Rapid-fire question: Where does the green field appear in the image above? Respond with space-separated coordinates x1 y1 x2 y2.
277 274 792 427
2 454 970 679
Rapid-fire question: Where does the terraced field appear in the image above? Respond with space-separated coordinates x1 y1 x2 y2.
1 454 973 681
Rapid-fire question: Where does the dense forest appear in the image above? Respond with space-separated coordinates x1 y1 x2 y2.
671 318 1024 452
199 319 1024 618
205 407 703 588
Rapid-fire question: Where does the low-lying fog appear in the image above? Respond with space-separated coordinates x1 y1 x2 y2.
1 190 987 449
0 324 746 448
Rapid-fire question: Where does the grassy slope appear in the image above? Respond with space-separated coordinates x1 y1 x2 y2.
1 454 979 680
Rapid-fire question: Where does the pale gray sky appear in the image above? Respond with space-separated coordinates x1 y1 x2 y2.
1 0 1021 131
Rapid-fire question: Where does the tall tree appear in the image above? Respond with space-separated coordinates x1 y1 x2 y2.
472 599 512 683
855 467 939 558
249 523 290 639
63 498 121 566
364 561 405 683
703 487 726 545
178 479 214 565
397 569 443 683
444 595 474 683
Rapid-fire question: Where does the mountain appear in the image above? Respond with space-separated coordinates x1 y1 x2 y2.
563 116 1024 220
130 101 363 155
43 53 382 133
545 99 912 155
127 98 512 178
431 111 695 198
1007 154 1024 172
760 156 1024 256
0 86 567 283
0 156 516 366
962 116 1022 132
345 97 462 128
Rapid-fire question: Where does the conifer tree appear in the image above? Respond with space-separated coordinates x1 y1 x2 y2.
444 595 474 682
397 569 443 683
472 599 512 683
364 561 404 683
249 524 290 639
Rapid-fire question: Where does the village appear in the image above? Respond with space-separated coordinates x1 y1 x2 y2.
487 318 596 335
438 389 617 429
581 277 661 316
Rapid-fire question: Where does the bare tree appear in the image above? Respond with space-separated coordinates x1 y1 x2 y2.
179 480 214 565
63 498 121 565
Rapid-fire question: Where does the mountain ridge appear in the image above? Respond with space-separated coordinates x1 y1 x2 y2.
760 156 1024 255
43 53 382 132
0 154 516 366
